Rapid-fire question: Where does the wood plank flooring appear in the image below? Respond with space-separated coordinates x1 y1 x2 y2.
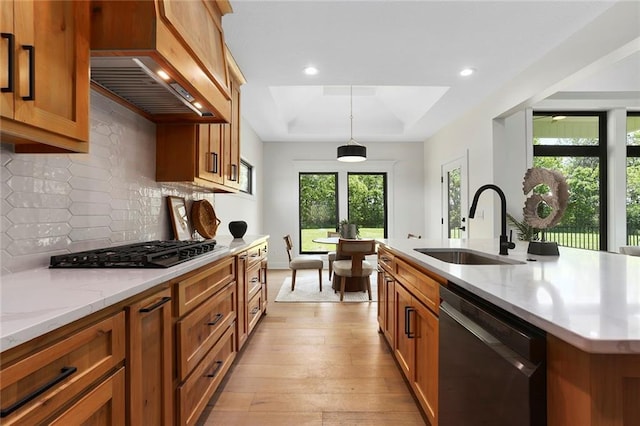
198 269 427 425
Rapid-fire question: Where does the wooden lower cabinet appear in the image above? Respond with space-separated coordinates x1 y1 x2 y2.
377 267 395 345
176 281 236 381
48 367 126 425
0 239 270 426
236 240 268 350
126 287 173 425
178 326 236 426
394 282 438 424
0 313 125 425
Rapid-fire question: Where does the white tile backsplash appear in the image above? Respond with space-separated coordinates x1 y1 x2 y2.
1 91 215 275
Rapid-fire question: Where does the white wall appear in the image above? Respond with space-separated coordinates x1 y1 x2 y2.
1 91 264 274
424 1 640 241
263 141 425 268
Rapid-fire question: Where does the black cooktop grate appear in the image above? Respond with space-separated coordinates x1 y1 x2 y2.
49 240 219 268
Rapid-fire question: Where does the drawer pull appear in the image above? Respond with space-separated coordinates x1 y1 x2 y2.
208 152 218 174
21 45 34 101
239 254 248 260
206 361 223 378
0 366 77 418
250 306 260 315
139 296 171 313
1 33 14 93
251 277 259 283
405 306 415 339
207 313 224 326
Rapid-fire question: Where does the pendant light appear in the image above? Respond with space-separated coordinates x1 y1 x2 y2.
337 86 366 162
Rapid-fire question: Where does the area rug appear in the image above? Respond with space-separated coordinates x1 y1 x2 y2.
275 274 377 302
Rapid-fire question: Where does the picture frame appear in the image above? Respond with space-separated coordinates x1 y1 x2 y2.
167 196 192 241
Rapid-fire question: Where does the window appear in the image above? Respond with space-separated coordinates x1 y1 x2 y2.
239 159 253 194
532 112 607 250
627 112 640 245
298 173 338 253
347 173 387 239
298 171 388 254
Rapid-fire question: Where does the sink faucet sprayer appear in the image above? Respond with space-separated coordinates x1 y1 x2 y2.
468 184 515 255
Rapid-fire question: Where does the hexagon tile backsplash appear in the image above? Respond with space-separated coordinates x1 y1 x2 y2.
0 91 213 275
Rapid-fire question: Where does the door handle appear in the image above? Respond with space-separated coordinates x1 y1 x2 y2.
21 45 35 101
209 152 218 174
1 33 14 93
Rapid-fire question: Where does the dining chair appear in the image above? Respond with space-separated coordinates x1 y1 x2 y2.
327 231 340 279
332 239 377 302
407 233 422 239
283 234 324 291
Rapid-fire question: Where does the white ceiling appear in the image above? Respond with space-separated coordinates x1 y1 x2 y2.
222 1 620 144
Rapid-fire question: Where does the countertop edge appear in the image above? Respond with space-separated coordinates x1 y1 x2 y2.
377 238 640 355
0 235 269 353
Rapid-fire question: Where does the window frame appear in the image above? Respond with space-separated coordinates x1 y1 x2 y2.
239 159 253 195
532 111 608 251
298 172 339 255
347 172 389 239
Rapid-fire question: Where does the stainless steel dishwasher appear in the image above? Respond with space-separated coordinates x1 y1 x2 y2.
439 282 546 426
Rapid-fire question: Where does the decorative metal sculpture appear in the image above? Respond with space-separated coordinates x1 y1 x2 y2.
522 167 569 255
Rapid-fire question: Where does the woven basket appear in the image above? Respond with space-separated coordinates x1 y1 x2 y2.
191 200 220 239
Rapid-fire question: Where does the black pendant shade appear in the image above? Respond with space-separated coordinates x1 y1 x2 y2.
337 144 367 162
337 86 367 162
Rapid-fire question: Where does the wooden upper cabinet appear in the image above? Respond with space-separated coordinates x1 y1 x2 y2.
223 51 245 190
156 123 234 192
0 0 89 153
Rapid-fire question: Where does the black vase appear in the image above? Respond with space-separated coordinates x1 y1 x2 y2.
229 220 247 238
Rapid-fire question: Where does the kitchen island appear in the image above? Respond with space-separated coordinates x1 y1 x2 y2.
378 238 640 426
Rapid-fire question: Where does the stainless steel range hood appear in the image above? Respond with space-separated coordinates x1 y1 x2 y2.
90 56 216 120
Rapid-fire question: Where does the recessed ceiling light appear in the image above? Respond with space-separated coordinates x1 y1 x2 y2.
459 68 475 77
552 115 567 121
304 66 318 76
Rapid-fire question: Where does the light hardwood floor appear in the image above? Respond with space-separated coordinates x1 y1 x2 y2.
198 269 427 425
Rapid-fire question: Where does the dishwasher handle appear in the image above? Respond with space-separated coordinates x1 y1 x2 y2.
440 301 539 375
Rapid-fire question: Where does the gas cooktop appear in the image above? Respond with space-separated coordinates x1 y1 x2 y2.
49 240 221 268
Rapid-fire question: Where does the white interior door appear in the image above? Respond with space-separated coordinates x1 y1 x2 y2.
441 153 469 239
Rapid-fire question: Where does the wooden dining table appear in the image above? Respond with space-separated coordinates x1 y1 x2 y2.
312 237 370 293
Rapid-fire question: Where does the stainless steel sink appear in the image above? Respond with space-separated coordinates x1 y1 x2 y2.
414 248 526 265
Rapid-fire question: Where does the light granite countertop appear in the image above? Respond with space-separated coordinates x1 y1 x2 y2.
0 235 268 352
379 238 640 354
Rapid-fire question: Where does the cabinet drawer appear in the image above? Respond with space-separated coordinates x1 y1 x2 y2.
378 247 395 273
247 260 261 299
395 257 441 314
176 282 236 380
178 326 236 426
0 312 125 425
48 367 125 425
247 290 263 334
175 257 235 317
